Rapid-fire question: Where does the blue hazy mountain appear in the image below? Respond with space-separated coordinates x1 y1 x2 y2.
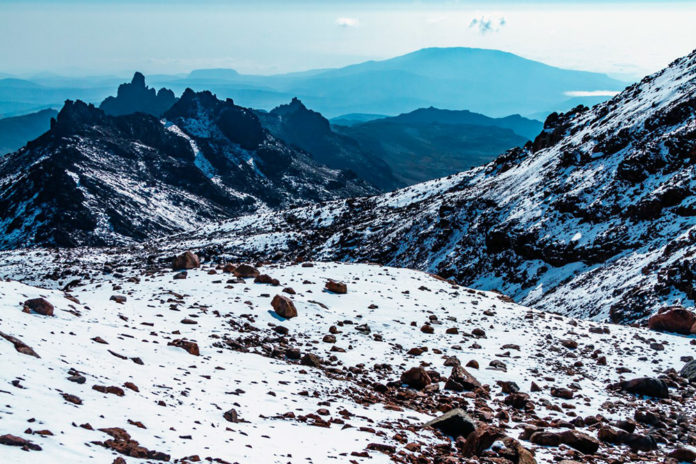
0 108 57 155
173 47 626 118
334 107 539 185
0 47 627 121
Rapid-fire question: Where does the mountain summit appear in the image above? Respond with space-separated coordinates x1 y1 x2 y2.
99 72 177 117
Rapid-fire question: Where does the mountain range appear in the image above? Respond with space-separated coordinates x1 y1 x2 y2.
334 108 540 185
0 91 374 249
0 47 626 119
145 48 696 325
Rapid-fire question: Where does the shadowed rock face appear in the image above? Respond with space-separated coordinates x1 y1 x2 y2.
0 92 376 250
99 72 177 117
256 98 401 191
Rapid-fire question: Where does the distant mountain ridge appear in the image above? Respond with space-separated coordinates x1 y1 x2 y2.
173 47 626 117
335 107 537 185
0 108 57 155
0 47 626 119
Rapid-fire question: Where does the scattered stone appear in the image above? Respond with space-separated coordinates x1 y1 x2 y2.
23 298 54 316
172 251 200 270
400 367 431 390
233 264 260 278
325 280 347 294
223 409 239 423
0 331 40 358
271 295 298 319
445 365 481 391
559 430 600 454
168 339 200 356
0 434 42 451
423 408 476 438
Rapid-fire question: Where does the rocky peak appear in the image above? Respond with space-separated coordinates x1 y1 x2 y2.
99 72 177 117
52 100 105 133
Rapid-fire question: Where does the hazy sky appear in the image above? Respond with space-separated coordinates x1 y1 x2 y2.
1 0 695 79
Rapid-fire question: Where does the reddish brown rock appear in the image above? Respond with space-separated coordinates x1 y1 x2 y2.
23 298 54 316
559 430 600 454
669 448 696 463
0 331 40 358
168 339 200 356
400 367 431 390
648 306 696 335
93 385 125 397
271 295 298 319
255 274 280 286
530 431 561 447
233 264 260 278
445 365 481 391
172 251 200 270
325 280 347 294
0 434 42 451
460 425 503 457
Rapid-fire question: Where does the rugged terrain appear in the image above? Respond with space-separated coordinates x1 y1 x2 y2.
1 256 694 463
334 108 537 185
0 90 374 250
131 48 696 324
0 108 57 155
256 98 401 191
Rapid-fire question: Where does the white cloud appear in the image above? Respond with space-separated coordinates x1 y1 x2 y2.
469 16 506 34
336 17 359 28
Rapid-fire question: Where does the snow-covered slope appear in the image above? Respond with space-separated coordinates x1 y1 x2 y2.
0 91 375 250
1 259 694 463
151 48 696 324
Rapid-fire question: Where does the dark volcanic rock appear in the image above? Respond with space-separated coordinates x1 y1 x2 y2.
423 408 476 438
617 377 669 398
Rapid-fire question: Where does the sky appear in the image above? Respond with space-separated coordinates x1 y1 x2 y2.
1 1 695 79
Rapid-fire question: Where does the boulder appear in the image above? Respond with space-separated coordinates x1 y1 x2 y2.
400 367 432 390
172 251 200 270
423 408 476 438
668 448 696 463
325 280 347 294
444 365 481 391
168 339 200 356
617 377 669 398
460 425 503 457
0 434 42 451
624 433 657 451
23 298 54 316
647 306 696 334
233 264 260 278
530 431 561 447
680 360 696 382
271 295 298 319
223 409 239 423
559 430 600 454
